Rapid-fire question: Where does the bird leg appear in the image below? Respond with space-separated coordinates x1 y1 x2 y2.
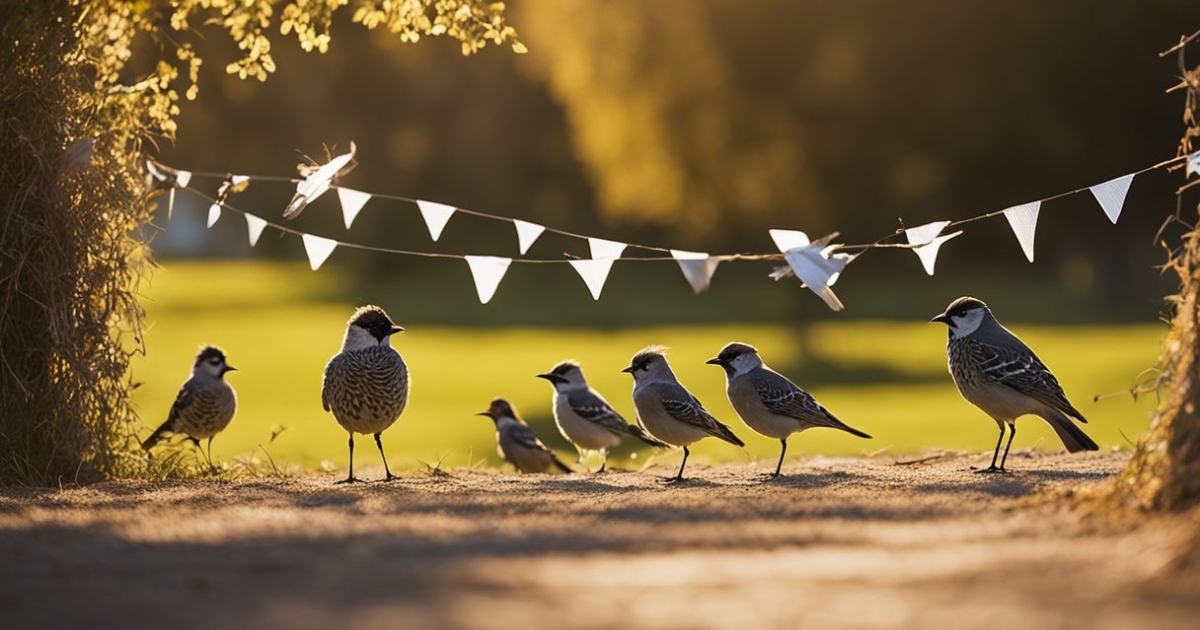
335 434 359 484
597 449 608 474
375 432 397 482
773 439 788 477
974 425 1009 474
998 423 1017 472
204 437 217 474
664 446 690 483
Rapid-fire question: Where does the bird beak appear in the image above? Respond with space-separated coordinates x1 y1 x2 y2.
475 411 493 418
620 365 636 373
390 325 405 335
704 357 723 365
535 373 553 381
224 365 239 373
930 312 950 324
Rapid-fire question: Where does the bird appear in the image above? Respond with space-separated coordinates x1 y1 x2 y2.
142 345 238 471
476 398 573 474
282 141 357 219
622 346 744 481
536 360 668 472
321 305 409 483
931 296 1098 473
706 342 871 477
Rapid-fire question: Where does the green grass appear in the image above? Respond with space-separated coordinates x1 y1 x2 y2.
129 260 1167 475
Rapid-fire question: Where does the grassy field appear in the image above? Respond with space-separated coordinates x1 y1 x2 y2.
129 261 1167 475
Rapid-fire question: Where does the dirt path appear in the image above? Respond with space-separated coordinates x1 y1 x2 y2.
0 451 1196 629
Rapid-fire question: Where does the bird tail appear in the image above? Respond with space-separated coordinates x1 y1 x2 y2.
141 421 171 452
624 424 670 448
551 454 574 474
1043 408 1098 453
709 420 746 447
819 409 872 439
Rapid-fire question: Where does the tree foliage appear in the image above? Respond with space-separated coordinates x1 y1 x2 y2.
0 0 520 484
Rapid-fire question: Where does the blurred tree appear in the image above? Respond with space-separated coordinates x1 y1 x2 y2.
516 0 821 242
0 0 520 484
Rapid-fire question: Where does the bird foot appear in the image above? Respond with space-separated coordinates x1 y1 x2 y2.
378 473 398 483
661 476 688 485
972 466 1010 475
334 476 363 485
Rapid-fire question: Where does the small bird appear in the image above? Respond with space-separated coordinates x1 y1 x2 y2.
142 345 238 471
476 398 573 474
536 360 667 472
622 346 744 481
283 141 358 219
931 296 1098 473
707 342 871 477
321 305 409 483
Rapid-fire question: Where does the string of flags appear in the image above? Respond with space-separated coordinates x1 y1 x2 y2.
145 147 1191 310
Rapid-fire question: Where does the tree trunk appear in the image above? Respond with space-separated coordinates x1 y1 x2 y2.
1113 35 1200 511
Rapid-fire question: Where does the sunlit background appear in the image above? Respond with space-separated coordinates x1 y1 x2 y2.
132 1 1195 473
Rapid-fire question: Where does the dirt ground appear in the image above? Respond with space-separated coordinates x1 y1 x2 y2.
0 450 1197 629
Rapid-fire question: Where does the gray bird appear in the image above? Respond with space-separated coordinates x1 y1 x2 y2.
707 342 871 477
931 296 1098 473
622 346 744 481
142 345 238 471
536 360 667 472
476 398 573 474
321 305 409 483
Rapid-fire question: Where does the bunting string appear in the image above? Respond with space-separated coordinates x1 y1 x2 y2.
147 150 1192 308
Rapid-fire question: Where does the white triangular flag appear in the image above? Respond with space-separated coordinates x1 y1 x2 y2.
570 259 617 300
1089 174 1134 224
416 200 456 241
565 238 628 301
587 237 628 260
513 219 545 255
465 256 512 304
670 250 720 294
1002 201 1040 263
206 203 221 228
301 234 338 271
1188 151 1200 177
904 221 962 276
175 170 192 188
283 142 357 219
337 188 372 229
244 213 267 247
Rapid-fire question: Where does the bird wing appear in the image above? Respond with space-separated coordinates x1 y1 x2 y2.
507 423 553 453
650 382 743 445
747 370 825 421
165 381 197 428
969 337 1086 421
567 389 632 433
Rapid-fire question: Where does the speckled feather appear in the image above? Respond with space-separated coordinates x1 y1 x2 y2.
322 345 409 435
948 334 1085 422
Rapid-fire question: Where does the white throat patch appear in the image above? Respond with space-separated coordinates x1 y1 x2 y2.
949 309 985 339
342 325 382 351
729 353 763 377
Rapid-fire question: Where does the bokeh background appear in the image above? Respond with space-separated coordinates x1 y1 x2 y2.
132 1 1198 474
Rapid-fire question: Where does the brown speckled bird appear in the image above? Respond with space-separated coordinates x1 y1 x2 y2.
321 305 408 483
142 346 238 471
476 398 572 474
